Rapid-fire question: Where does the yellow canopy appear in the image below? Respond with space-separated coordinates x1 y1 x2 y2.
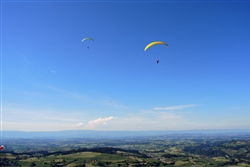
144 41 168 51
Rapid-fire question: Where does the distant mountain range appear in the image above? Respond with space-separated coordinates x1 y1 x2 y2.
2 129 250 139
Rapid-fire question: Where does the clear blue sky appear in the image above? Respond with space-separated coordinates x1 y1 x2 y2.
1 0 250 131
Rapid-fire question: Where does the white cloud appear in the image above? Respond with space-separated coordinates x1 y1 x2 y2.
153 104 200 111
69 116 114 130
86 116 114 129
71 122 83 127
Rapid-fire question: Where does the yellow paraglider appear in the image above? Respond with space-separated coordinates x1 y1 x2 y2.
144 41 168 51
81 38 94 42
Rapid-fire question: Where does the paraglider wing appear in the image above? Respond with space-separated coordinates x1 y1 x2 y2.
81 38 94 42
0 145 4 150
144 41 168 51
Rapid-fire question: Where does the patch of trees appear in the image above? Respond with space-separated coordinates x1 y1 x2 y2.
184 146 226 157
145 150 165 153
220 159 238 166
184 141 250 161
161 153 179 158
0 158 20 166
28 147 149 158
9 150 49 156
30 162 36 166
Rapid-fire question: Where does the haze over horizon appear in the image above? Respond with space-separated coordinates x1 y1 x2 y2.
1 1 250 132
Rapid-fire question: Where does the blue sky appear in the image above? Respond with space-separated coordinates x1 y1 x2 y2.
1 0 250 131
